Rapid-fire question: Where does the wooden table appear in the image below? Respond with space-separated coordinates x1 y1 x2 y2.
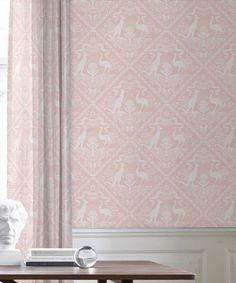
0 261 196 282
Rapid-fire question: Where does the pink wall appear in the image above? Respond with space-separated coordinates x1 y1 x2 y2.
71 0 236 228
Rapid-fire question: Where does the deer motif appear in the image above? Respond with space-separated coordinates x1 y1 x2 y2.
99 53 112 73
112 15 125 40
172 200 186 220
112 88 124 113
148 125 162 149
135 89 148 111
99 200 112 217
149 199 161 223
186 14 199 38
172 53 185 73
209 89 223 111
172 126 186 145
98 126 111 147
113 163 125 186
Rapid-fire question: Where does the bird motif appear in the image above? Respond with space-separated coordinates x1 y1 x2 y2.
209 163 222 183
112 15 125 40
77 200 88 223
135 164 148 183
186 162 199 189
224 200 234 222
222 52 235 76
14 132 22 151
76 51 88 75
135 15 149 33
172 200 186 219
223 125 235 150
148 51 162 76
185 89 198 112
76 125 88 148
186 14 199 38
209 15 223 34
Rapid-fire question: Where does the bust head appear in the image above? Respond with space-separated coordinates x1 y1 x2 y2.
0 199 28 250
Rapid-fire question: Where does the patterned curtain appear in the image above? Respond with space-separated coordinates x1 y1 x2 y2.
7 0 72 254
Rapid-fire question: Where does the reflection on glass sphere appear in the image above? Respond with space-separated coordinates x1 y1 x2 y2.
74 246 97 268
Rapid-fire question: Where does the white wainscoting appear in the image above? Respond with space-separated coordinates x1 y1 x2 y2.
225 248 236 283
73 228 236 283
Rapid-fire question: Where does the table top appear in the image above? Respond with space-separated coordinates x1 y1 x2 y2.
0 261 195 280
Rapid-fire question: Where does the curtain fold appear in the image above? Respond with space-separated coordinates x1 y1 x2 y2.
7 0 72 254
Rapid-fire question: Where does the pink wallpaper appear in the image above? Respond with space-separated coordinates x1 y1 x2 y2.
71 0 236 228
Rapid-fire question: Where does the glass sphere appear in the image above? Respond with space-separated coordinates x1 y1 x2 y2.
74 246 97 268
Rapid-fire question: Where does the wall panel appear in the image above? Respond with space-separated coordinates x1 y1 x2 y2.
73 228 236 283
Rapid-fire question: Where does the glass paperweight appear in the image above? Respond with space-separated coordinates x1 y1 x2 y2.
74 246 97 268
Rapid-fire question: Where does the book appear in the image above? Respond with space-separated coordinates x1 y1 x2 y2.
27 255 75 261
25 261 77 266
28 248 76 257
26 249 77 266
27 256 74 261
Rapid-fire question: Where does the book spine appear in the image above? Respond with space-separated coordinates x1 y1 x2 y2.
25 261 77 266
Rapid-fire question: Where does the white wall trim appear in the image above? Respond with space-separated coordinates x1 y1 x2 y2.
225 248 236 283
73 227 236 238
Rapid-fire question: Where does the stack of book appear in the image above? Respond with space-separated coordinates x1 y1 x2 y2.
25 248 77 266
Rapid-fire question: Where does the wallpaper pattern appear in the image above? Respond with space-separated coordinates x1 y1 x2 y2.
71 0 236 228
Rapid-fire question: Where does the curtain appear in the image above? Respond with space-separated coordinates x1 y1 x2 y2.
7 0 72 253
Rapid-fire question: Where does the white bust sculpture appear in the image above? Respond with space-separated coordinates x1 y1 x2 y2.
0 199 28 264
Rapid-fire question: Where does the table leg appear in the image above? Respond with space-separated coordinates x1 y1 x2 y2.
98 280 107 283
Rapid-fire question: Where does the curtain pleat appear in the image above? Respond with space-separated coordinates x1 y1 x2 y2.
7 0 72 260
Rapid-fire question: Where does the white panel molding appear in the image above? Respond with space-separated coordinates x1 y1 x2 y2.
225 249 236 283
73 228 236 237
73 228 236 283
